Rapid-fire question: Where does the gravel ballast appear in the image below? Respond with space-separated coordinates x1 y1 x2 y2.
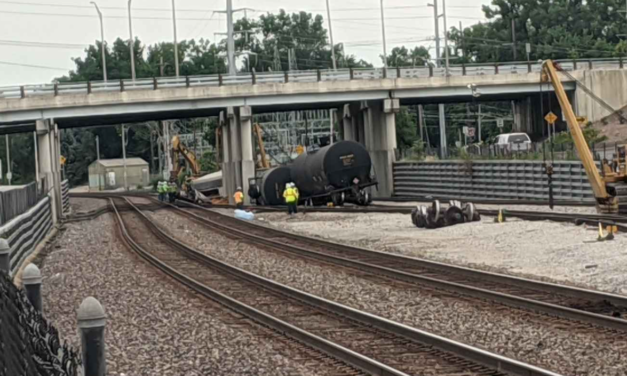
240 208 627 295
146 206 627 376
39 210 335 376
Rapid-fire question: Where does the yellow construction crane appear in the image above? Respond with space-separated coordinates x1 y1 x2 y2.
172 135 201 177
254 123 270 169
543 60 627 214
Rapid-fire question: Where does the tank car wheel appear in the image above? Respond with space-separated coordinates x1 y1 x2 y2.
463 203 480 222
414 206 428 228
444 206 465 226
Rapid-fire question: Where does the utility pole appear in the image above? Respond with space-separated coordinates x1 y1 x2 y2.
459 21 465 61
326 0 337 70
5 135 11 185
442 0 450 75
478 104 482 142
121 125 128 190
172 0 180 77
128 0 136 81
96 135 100 161
511 18 517 60
380 0 388 70
90 2 107 82
427 2 441 67
227 0 236 75
418 105 424 142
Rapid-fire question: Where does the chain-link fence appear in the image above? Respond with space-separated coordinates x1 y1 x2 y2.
0 271 81 376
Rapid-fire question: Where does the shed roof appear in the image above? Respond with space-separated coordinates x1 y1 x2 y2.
91 158 149 168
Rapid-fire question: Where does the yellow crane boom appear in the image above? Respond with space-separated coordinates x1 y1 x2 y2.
172 135 201 177
254 123 270 169
541 60 627 213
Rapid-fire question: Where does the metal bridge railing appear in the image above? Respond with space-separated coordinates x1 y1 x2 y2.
0 57 624 100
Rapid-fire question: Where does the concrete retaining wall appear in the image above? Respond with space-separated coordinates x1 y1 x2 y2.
1 197 53 275
393 160 595 202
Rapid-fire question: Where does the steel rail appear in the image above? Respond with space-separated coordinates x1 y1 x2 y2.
164 200 627 332
109 198 405 376
117 197 561 376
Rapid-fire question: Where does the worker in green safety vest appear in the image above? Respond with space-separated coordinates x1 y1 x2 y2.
283 183 297 215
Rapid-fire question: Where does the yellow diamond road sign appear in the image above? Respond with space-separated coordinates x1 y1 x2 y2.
60 155 67 166
545 112 558 124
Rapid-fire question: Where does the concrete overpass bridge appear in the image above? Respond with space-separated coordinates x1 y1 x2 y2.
2 58 626 222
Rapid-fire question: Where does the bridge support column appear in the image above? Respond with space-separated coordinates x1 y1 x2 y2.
36 119 59 224
342 104 355 141
219 111 233 203
365 99 399 197
228 107 242 199
239 106 254 205
513 98 533 134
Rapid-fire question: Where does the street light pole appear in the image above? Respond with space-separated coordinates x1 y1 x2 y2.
379 0 388 70
172 0 180 77
442 0 450 75
427 2 441 68
128 0 136 81
325 0 337 70
91 2 107 82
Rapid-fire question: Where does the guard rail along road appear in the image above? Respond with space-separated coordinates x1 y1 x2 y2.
0 58 623 99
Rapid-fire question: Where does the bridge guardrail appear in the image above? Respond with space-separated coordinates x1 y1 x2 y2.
1 57 625 101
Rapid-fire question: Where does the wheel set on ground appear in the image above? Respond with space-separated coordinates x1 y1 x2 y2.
411 200 481 229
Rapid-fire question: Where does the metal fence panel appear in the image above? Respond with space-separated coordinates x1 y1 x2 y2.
0 181 41 226
393 160 596 202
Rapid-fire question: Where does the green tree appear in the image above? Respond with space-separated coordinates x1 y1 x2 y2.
385 46 430 67
233 10 371 72
395 108 419 153
449 0 627 63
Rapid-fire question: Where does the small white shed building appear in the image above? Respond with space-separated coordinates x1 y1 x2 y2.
88 158 150 191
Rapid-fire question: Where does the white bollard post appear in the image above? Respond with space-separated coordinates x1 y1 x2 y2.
22 263 43 312
77 297 107 376
0 238 10 275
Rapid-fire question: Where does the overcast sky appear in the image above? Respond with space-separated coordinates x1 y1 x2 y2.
0 0 493 86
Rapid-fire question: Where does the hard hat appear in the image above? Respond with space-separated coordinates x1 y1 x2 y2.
237 186 242 191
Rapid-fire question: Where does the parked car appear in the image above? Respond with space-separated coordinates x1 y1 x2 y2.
495 133 532 152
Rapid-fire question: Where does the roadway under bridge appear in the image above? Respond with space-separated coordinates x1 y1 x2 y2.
2 60 627 215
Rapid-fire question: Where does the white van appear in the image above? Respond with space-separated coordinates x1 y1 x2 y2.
495 133 532 152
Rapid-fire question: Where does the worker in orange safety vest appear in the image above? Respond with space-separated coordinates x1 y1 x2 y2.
234 187 244 210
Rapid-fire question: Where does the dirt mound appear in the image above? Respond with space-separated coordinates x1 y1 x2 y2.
592 105 627 144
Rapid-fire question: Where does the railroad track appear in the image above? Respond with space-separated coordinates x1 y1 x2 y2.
109 196 559 376
69 191 627 227
162 200 627 333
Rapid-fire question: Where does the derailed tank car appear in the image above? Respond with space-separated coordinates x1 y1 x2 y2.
249 141 377 206
290 141 376 206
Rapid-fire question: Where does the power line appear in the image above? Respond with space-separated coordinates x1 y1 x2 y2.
0 60 69 71
0 9 223 21
0 39 86 49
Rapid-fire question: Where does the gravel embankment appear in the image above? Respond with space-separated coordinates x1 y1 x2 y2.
234 208 627 295
146 207 627 376
39 214 334 376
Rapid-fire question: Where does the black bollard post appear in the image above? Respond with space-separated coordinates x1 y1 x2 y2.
0 239 10 275
22 263 43 312
78 297 107 376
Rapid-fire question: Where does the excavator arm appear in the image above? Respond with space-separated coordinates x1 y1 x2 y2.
254 123 270 169
542 60 610 202
172 135 202 176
